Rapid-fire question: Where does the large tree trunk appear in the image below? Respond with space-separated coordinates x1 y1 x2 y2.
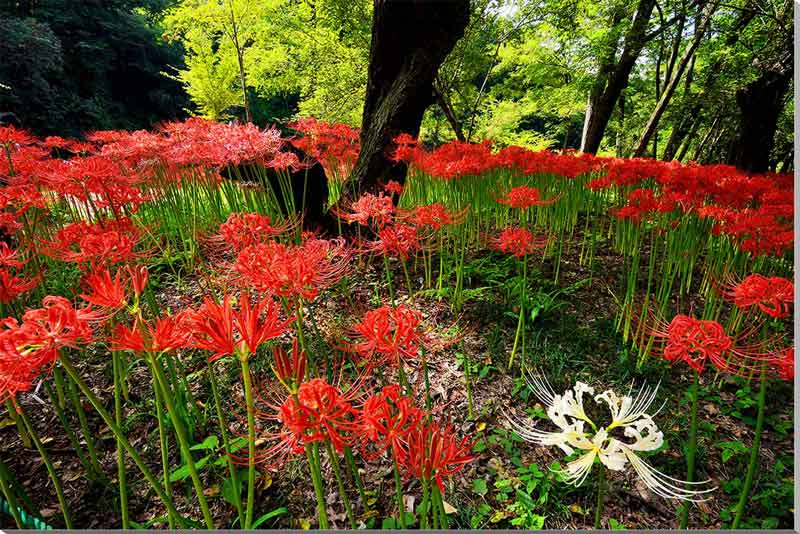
580 0 658 154
350 0 470 192
633 0 718 157
728 67 792 172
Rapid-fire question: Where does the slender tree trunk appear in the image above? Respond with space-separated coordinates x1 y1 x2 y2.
691 116 720 161
581 0 658 154
615 92 626 157
633 0 718 157
350 0 470 193
676 115 702 160
433 79 466 141
227 3 252 123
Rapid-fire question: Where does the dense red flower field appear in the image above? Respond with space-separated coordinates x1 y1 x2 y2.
0 119 793 529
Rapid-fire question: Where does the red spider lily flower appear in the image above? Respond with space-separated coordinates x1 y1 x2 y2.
496 186 559 209
81 268 127 310
127 264 149 298
398 203 466 231
366 223 421 260
289 118 360 179
19 296 95 355
0 318 56 403
336 192 396 229
384 180 404 196
233 293 291 355
357 384 422 461
0 269 38 304
189 293 291 362
0 243 24 269
401 420 475 491
0 127 35 149
637 309 780 376
773 347 794 381
659 315 733 373
218 212 288 251
41 218 144 269
0 212 21 235
110 323 146 353
348 304 424 367
279 378 356 453
272 338 307 391
719 274 794 318
188 295 236 360
491 227 550 257
110 313 193 354
235 238 350 301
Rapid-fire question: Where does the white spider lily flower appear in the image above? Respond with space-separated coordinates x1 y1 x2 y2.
596 381 664 431
559 381 596 427
507 372 716 502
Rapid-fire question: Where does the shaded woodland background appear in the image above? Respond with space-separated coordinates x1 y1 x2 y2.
0 0 793 172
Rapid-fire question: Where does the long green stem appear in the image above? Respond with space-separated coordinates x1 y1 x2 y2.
18 403 72 528
305 443 329 529
147 358 177 529
239 356 256 529
594 464 605 529
5 399 31 448
432 482 449 528
401 257 414 300
419 476 430 529
326 442 356 528
149 355 215 528
208 361 244 527
678 371 700 529
731 365 768 529
113 351 129 528
344 447 367 506
508 255 527 370
383 254 395 306
0 456 24 528
43 380 91 475
58 354 183 522
64 371 102 475
391 448 407 528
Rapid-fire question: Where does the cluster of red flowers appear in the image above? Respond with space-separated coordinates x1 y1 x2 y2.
186 293 291 362
492 227 550 257
398 203 465 231
339 192 396 228
720 274 793 319
641 272 793 378
289 118 360 179
0 296 95 402
496 185 559 209
217 212 284 251
348 304 425 367
259 379 475 490
358 385 474 491
41 217 144 269
366 223 422 260
234 235 350 301
0 243 38 304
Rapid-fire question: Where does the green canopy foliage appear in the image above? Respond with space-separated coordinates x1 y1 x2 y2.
0 0 189 136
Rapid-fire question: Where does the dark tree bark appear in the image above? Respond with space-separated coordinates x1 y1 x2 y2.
728 65 792 172
580 0 658 154
350 0 470 192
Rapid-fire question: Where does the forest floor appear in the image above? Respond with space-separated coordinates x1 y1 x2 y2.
1 218 794 530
